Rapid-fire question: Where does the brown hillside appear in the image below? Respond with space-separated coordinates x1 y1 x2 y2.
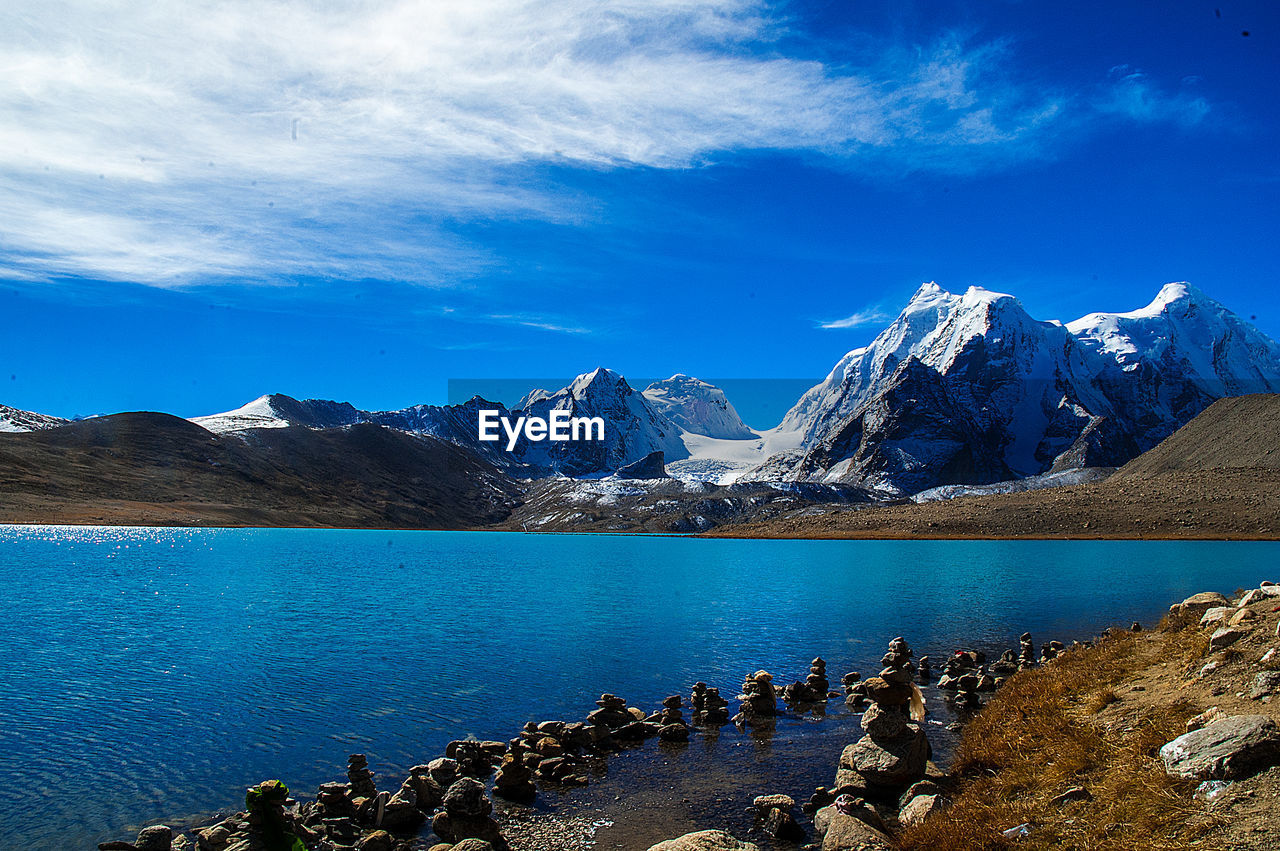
1115 393 1280 479
0 413 521 528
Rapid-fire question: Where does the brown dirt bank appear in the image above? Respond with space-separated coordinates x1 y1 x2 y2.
900 584 1280 850
705 467 1280 540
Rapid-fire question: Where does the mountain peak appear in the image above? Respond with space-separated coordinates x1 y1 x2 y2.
907 281 950 306
568 367 628 398
643 374 754 439
1151 281 1208 311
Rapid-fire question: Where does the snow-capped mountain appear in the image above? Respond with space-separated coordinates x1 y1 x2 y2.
190 369 692 477
191 394 363 434
514 367 689 475
767 280 1280 494
0 404 69 433
1067 282 1280 448
782 357 1013 493
776 282 1129 487
642 374 755 439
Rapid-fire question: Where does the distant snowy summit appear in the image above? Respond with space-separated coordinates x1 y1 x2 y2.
642 374 755 439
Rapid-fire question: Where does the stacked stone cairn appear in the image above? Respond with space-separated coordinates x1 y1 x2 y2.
646 694 691 741
783 657 833 704
690 682 731 726
1041 640 1065 662
348 753 378 801
952 672 981 710
842 671 868 708
1018 632 1036 669
586 692 659 743
190 781 325 851
734 670 778 727
431 777 506 849
916 655 931 682
815 637 935 849
492 738 537 802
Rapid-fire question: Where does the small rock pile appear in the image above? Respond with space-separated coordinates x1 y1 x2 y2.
446 739 505 779
516 721 592 785
815 637 936 851
783 657 832 704
1018 632 1036 669
690 682 731 727
432 777 506 849
647 695 691 742
734 671 778 727
842 671 867 708
492 739 536 802
751 793 805 842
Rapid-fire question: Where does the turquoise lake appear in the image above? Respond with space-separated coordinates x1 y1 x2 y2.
1 526 1275 849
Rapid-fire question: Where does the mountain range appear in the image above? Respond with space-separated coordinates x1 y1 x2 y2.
4 281 1279 513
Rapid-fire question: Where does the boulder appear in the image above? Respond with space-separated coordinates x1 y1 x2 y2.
1229 608 1259 627
646 830 761 851
899 793 944 827
617 451 669 479
819 811 893 851
761 808 805 841
846 725 930 788
1200 607 1231 627
451 842 495 851
1250 671 1280 700
1238 589 1262 607
1209 627 1248 651
1160 715 1280 780
443 778 491 818
1170 592 1231 625
859 704 907 739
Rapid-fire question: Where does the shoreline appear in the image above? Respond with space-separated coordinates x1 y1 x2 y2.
91 595 1233 851
94 578 1279 851
2 467 1278 540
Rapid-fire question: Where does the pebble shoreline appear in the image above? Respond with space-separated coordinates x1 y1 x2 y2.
96 624 1086 851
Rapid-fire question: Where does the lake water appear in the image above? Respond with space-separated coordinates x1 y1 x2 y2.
1 527 1275 849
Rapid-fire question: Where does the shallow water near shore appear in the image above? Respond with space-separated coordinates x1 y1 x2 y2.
2 527 1276 849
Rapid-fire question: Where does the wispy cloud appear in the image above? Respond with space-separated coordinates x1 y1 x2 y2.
819 306 891 330
0 2 1217 287
487 314 592 335
1096 66 1210 126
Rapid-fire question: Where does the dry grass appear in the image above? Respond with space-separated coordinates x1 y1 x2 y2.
898 626 1220 850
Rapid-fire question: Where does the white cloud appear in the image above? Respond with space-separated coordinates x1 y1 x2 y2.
0 2 1212 286
1098 66 1210 126
819 306 891 330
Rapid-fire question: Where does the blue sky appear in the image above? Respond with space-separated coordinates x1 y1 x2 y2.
2 0 1277 425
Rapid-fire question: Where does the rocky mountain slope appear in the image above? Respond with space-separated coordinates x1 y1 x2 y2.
767 282 1280 496
188 369 692 477
715 394 1280 540
642 374 755 439
0 404 68 433
511 367 689 475
0 413 521 528
1113 393 1280 478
